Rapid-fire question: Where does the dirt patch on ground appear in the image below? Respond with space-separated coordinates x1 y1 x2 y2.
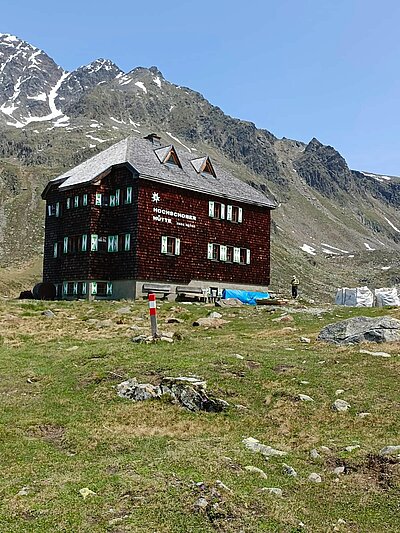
28 424 70 452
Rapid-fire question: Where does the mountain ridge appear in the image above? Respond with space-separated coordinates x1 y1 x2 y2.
0 32 399 298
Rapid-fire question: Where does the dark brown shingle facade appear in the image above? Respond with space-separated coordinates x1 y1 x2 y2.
42 135 275 299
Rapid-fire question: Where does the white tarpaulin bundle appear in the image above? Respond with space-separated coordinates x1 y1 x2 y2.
375 287 400 307
335 286 374 307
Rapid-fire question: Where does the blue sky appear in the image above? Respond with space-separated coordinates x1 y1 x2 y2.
2 0 400 174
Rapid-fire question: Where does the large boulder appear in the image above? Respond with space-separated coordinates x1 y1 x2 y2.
318 316 400 345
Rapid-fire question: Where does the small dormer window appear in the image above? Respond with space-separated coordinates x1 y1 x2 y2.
154 145 182 168
165 151 180 166
190 156 216 178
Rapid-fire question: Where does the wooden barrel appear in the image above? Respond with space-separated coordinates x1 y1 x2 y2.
32 282 56 300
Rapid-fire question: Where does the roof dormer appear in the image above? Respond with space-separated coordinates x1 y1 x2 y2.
190 156 216 178
154 145 182 168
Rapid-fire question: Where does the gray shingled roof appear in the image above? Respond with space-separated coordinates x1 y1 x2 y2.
46 136 275 208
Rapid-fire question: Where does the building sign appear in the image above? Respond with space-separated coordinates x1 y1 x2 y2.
151 192 196 228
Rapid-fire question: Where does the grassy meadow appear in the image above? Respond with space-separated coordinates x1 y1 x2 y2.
0 298 399 532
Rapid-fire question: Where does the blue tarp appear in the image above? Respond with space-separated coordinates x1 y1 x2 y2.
222 289 270 306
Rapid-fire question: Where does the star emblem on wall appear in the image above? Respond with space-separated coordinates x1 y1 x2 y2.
152 192 160 203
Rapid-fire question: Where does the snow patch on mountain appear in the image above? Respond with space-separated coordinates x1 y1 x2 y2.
383 216 400 233
165 131 192 153
135 81 147 94
301 244 316 255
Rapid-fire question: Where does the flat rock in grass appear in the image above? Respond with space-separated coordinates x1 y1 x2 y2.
310 449 320 459
298 394 314 402
208 311 222 319
192 317 229 328
272 315 294 323
193 497 208 510
332 399 350 412
215 480 232 493
245 465 268 479
117 376 229 412
17 486 30 496
216 298 243 307
308 473 322 483
116 306 131 315
379 445 400 456
360 349 391 358
79 487 96 499
242 437 287 458
131 335 148 344
42 309 55 318
344 445 360 452
318 316 400 345
333 466 345 475
300 337 311 343
261 487 282 497
283 464 297 477
335 389 344 396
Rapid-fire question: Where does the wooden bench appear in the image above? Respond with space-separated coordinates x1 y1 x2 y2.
176 286 208 302
142 284 171 299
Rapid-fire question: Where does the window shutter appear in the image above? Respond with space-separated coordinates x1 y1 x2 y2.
161 236 168 254
91 234 98 251
55 202 60 217
124 233 131 251
95 193 102 206
238 207 243 223
74 196 79 208
208 201 215 218
107 236 113 252
233 247 240 263
106 282 113 295
47 205 52 216
81 234 87 252
82 194 88 206
115 189 120 206
220 204 226 219
91 281 97 295
126 187 132 204
53 243 58 258
246 249 251 264
207 243 214 259
175 238 181 255
63 237 68 254
63 282 68 295
109 195 116 207
66 198 71 209
73 282 78 295
220 245 227 261
227 205 233 221
82 282 87 295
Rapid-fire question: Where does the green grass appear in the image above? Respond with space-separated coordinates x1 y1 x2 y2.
0 299 399 532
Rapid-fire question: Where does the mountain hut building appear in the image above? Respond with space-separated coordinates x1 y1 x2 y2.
41 134 276 300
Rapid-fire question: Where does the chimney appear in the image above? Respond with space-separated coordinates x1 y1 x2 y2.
144 133 162 146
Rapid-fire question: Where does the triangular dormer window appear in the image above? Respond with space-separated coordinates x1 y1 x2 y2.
154 145 182 168
190 156 216 178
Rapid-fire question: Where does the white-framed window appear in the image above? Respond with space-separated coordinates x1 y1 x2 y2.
82 194 88 206
53 242 58 258
63 236 68 254
48 203 60 217
207 243 220 260
91 234 98 252
209 200 225 220
66 198 71 209
95 193 102 206
161 236 181 255
115 189 120 206
74 195 79 208
91 281 97 295
109 195 116 207
82 234 87 252
219 244 227 262
107 235 118 252
227 205 243 223
124 233 131 251
125 187 133 204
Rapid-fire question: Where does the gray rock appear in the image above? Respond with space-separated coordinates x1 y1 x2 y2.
261 487 282 497
194 497 208 510
344 445 360 452
357 412 371 418
208 311 222 319
17 486 30 496
165 317 184 324
131 335 148 343
360 349 391 358
335 389 344 396
310 448 320 459
283 464 297 477
379 445 400 456
117 379 160 401
42 309 55 318
298 394 314 402
320 446 331 454
332 399 350 412
300 336 311 343
318 316 400 345
245 465 268 479
333 466 345 475
215 480 232 492
308 473 322 483
242 437 287 457
192 317 229 327
116 306 131 315
216 298 243 307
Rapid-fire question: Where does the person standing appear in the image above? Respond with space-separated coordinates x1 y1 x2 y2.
291 275 299 299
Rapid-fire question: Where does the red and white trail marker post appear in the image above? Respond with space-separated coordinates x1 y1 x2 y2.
148 293 158 339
